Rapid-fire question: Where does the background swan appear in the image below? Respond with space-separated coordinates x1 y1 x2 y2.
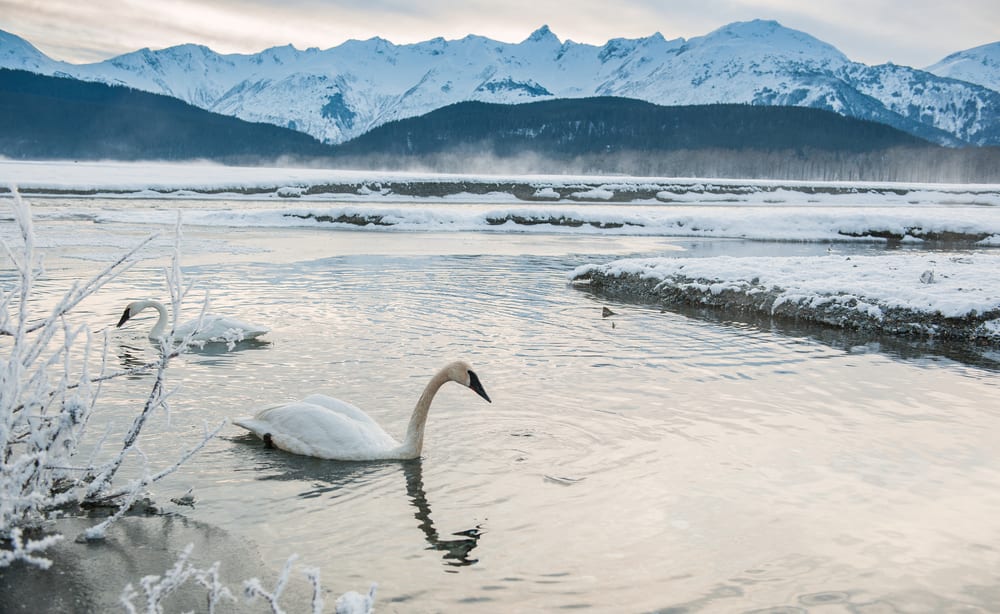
233 360 491 461
116 299 269 344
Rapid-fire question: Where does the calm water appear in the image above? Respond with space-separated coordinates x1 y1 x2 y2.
9 200 1000 612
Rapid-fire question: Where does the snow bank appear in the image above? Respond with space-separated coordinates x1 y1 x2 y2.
3 160 1000 206
10 200 1000 244
571 253 1000 343
4 161 999 243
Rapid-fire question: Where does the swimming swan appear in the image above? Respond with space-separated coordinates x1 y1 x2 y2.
116 299 269 344
233 361 491 461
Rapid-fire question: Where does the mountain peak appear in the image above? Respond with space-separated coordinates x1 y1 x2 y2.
0 29 52 68
161 43 215 57
724 19 783 35
926 41 1000 92
524 25 560 45
693 19 849 64
708 19 808 41
0 29 35 48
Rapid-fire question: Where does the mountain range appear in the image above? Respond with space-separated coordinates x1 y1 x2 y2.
2 20 999 148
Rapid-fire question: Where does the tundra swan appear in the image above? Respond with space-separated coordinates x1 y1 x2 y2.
233 361 491 461
116 299 269 344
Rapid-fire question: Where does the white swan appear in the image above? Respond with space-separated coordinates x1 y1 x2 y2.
116 299 269 345
233 360 491 461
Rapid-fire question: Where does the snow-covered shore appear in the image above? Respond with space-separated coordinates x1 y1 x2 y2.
572 253 1000 344
3 160 1000 244
3 160 1000 206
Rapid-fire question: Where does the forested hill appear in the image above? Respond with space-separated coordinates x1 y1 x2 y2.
333 97 934 157
4 68 988 182
0 69 336 161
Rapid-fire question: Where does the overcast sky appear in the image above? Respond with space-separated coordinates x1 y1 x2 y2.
1 0 997 69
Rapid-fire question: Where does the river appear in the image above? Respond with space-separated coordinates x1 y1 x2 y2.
6 198 1000 612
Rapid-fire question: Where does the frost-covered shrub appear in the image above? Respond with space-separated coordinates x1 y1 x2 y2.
0 190 220 566
121 547 377 614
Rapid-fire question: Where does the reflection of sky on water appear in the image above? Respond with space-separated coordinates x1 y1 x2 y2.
10 204 1000 612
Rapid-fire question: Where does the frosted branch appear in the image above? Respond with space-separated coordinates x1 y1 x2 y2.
335 583 378 614
0 191 156 338
119 543 238 614
244 553 298 614
92 420 226 503
81 448 152 542
1 191 215 565
0 527 64 570
303 566 324 614
119 546 374 614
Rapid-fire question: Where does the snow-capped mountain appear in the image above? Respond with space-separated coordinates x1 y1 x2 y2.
926 42 1000 93
2 21 999 146
0 29 53 72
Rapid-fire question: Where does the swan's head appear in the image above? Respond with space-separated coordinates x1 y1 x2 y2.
116 302 138 328
117 300 158 328
447 361 491 403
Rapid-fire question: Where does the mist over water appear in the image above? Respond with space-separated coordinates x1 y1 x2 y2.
11 199 1000 612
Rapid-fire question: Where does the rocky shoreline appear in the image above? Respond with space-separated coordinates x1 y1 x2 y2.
572 268 1000 346
7 176 1000 205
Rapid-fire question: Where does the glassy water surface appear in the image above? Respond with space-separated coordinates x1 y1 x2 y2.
8 200 1000 612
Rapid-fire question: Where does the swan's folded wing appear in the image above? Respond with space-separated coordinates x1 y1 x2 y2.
235 401 399 460
178 315 270 342
210 315 270 337
300 394 381 427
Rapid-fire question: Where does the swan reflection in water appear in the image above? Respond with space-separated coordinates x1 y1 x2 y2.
401 460 483 568
115 337 271 376
234 444 483 568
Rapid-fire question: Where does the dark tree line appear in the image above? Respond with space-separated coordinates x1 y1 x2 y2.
333 98 999 182
337 146 1000 183
0 69 335 161
333 98 932 157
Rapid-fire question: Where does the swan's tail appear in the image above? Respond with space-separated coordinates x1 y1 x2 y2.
232 417 264 435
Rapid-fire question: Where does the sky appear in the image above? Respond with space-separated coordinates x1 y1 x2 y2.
0 0 998 69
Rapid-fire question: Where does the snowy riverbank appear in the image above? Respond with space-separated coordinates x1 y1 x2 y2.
3 161 1000 244
572 253 1000 344
3 160 1000 205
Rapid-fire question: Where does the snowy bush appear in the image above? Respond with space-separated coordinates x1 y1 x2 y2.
120 547 377 614
0 189 220 565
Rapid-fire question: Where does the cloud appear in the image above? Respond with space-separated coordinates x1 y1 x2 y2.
0 0 996 66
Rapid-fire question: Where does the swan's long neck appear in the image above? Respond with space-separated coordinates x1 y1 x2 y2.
138 300 169 339
399 367 452 458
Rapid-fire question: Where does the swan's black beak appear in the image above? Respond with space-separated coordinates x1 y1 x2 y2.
468 370 491 403
116 307 131 328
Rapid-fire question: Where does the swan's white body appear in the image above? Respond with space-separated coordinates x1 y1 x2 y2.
117 299 269 344
233 361 491 461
